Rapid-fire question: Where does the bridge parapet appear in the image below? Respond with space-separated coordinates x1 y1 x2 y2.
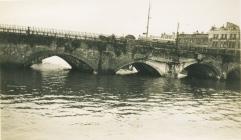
0 24 116 41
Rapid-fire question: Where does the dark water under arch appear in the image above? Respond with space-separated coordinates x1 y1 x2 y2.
183 63 221 79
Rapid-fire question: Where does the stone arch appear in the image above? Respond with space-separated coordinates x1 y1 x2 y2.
177 59 197 74
24 51 95 73
181 63 221 79
200 55 222 70
115 60 165 76
226 66 240 80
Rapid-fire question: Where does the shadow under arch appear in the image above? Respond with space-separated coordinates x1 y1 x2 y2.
227 66 240 80
181 63 221 79
115 61 161 76
24 51 95 73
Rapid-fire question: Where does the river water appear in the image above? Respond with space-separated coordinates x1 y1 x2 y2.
1 67 241 140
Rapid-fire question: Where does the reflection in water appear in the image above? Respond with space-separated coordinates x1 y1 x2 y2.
1 67 241 140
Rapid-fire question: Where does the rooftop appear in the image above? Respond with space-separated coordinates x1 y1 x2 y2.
210 22 240 31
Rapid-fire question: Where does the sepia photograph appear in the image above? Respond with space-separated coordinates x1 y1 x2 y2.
0 0 240 140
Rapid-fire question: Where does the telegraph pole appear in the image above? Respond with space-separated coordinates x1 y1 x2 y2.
170 22 180 78
175 22 180 63
145 1 151 39
176 22 179 47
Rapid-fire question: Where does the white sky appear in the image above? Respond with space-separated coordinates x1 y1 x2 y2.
0 0 240 36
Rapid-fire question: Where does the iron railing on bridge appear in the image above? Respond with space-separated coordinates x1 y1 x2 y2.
0 24 116 41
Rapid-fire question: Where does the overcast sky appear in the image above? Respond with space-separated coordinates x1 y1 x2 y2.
0 0 240 36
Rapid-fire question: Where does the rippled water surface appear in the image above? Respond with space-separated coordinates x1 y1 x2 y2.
1 68 241 140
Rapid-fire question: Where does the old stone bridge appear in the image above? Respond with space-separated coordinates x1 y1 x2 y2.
0 24 240 80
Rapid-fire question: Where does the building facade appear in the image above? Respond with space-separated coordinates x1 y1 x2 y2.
178 33 208 47
208 22 240 49
138 33 176 43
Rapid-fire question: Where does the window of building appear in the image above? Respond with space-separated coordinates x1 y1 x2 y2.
229 42 234 48
228 42 230 48
224 34 227 39
230 34 233 39
223 42 226 48
212 42 216 47
221 34 225 39
233 42 235 48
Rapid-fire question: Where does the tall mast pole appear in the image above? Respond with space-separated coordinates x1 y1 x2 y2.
176 22 179 46
175 22 180 64
171 22 180 78
146 1 151 39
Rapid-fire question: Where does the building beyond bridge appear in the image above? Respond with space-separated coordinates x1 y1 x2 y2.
179 32 208 47
208 22 240 49
178 22 240 49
